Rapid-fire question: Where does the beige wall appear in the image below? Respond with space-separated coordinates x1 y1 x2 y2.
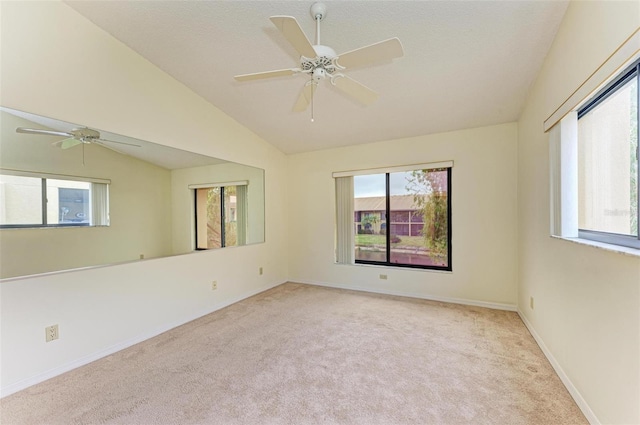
287 123 519 308
0 1 288 394
0 112 173 278
517 1 640 424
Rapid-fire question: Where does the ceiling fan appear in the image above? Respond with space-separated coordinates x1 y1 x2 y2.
234 2 404 114
15 127 140 153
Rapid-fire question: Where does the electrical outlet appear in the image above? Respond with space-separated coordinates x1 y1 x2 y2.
212 281 217 290
379 274 387 280
139 254 144 260
259 267 263 275
45 324 59 342
530 296 534 310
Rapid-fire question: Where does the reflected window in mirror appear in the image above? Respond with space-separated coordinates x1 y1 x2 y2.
193 182 247 249
0 171 110 228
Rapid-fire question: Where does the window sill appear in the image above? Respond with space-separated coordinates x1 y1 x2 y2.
551 235 640 258
336 261 453 274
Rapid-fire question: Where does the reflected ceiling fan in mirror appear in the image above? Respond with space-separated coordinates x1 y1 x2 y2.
234 2 404 120
16 126 141 165
16 127 141 151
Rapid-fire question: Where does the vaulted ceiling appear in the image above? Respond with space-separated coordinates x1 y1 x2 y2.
66 1 568 154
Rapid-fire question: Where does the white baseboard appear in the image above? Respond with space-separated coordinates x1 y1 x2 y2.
517 310 600 425
1 281 285 398
295 279 517 311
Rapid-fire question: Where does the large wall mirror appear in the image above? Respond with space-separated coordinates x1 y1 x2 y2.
0 107 265 279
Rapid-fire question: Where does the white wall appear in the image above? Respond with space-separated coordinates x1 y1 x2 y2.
287 123 519 308
0 112 173 278
0 1 288 395
171 162 265 254
517 1 640 424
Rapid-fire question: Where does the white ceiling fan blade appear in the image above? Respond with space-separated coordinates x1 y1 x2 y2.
96 138 141 147
93 140 128 155
293 83 317 112
333 75 379 106
270 16 316 58
337 38 404 70
235 68 298 82
59 138 82 150
16 127 73 138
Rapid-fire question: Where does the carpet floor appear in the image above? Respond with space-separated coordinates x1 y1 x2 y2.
1 282 587 424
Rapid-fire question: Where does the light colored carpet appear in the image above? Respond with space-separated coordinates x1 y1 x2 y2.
1 282 586 424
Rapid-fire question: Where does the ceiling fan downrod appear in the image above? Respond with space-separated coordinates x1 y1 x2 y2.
310 2 326 46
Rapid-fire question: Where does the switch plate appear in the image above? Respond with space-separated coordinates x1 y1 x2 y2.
212 281 217 290
259 267 263 275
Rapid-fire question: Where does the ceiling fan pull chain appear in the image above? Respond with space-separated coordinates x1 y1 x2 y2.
311 80 315 122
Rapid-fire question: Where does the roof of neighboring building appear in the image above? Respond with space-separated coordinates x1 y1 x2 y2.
355 195 419 212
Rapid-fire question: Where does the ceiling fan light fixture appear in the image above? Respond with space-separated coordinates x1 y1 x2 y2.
312 67 327 81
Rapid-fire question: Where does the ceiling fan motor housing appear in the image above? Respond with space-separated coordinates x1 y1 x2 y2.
301 44 341 81
70 128 101 142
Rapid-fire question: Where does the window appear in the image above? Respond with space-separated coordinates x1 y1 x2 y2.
335 163 452 271
192 182 248 250
577 59 639 249
0 171 110 228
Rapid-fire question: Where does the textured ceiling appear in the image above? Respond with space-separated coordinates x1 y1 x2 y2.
66 1 568 154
